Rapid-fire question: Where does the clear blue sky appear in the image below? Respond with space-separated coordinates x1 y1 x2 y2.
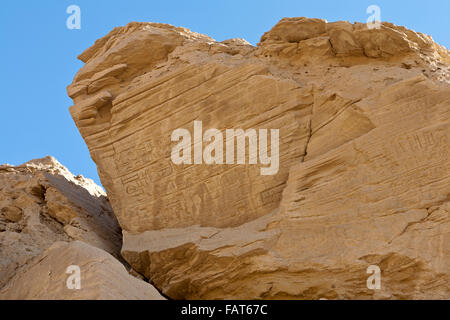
1 0 448 186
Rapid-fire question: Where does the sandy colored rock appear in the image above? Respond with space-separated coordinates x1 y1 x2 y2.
0 241 165 300
68 18 450 299
0 156 122 289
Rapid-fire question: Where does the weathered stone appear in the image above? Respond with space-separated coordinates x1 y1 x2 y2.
0 156 163 299
1 206 23 223
68 18 450 299
260 17 327 43
0 156 122 288
0 241 165 300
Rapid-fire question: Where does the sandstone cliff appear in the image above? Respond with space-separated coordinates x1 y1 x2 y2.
0 156 164 299
68 18 449 299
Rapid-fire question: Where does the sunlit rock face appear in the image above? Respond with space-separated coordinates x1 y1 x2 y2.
0 157 164 300
68 18 450 299
0 156 121 288
0 241 165 300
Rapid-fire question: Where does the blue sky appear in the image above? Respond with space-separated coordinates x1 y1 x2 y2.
1 0 448 186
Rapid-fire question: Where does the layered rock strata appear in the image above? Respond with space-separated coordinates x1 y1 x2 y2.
68 18 450 299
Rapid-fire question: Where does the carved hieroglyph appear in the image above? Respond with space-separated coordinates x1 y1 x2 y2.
68 19 450 299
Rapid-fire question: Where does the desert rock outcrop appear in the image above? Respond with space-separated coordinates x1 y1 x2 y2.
0 241 164 300
68 18 449 299
0 156 163 299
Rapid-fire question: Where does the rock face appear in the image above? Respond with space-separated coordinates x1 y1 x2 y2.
68 18 449 299
0 241 164 300
0 156 163 299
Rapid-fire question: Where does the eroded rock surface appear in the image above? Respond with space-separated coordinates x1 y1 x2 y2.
0 156 162 299
0 156 121 288
68 18 449 299
0 241 164 300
